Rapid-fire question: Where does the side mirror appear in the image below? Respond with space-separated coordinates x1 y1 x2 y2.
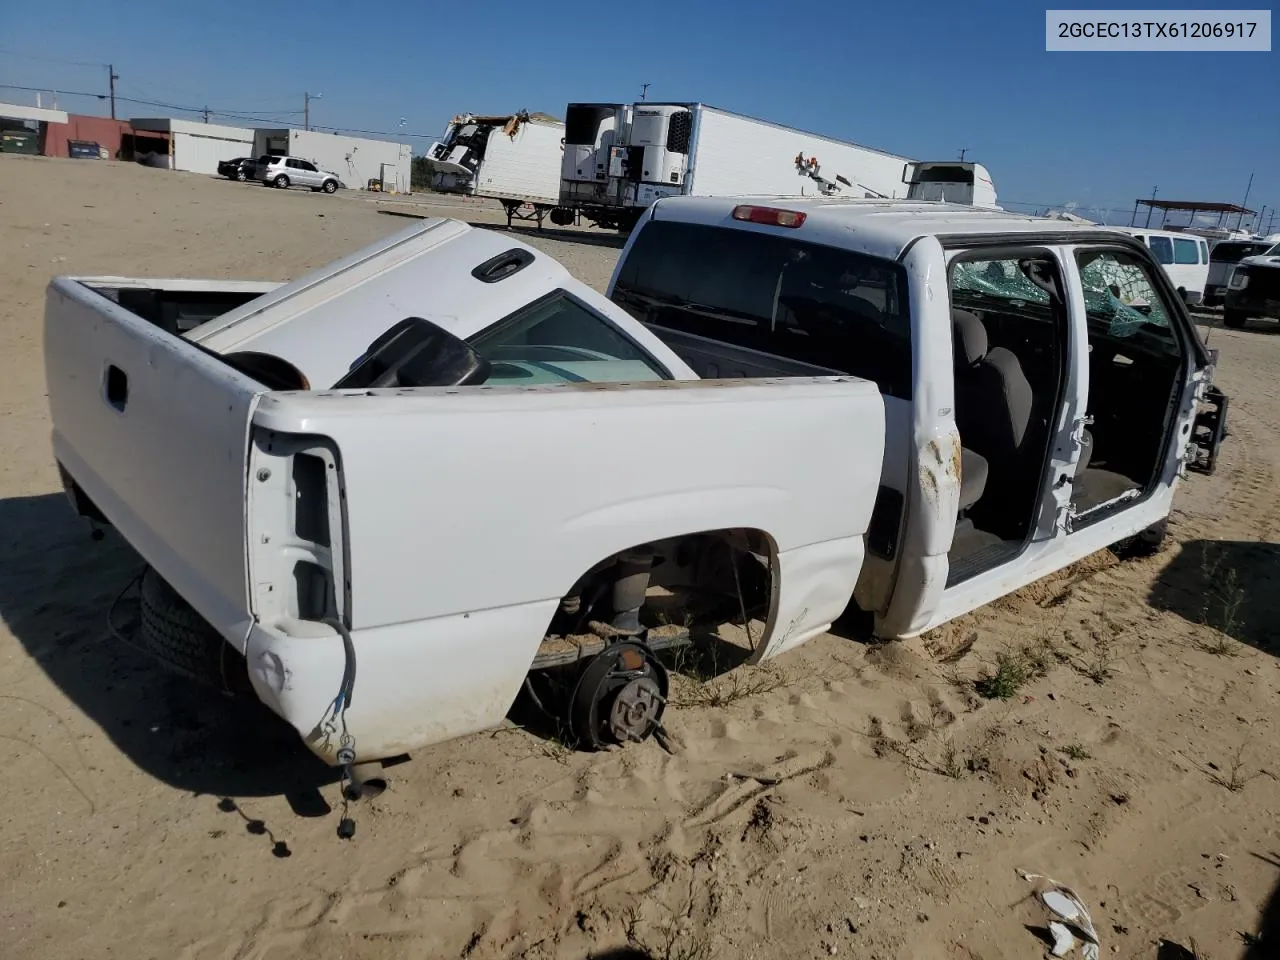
334 316 491 389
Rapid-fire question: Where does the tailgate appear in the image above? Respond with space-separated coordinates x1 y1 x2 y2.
45 277 265 648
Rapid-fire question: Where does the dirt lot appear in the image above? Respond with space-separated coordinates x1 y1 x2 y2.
1 154 1278 960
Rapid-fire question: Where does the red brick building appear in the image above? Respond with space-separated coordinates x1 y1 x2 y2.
42 114 133 159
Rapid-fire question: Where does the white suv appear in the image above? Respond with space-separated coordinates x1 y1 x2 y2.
255 155 342 194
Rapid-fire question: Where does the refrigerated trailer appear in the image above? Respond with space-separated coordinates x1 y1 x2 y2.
555 102 998 230
426 111 568 227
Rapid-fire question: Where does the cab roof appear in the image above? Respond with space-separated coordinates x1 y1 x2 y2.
646 196 1126 262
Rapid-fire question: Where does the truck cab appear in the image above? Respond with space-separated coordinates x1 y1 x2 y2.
608 197 1223 637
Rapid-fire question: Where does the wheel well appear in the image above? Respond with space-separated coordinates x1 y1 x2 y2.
546 527 778 652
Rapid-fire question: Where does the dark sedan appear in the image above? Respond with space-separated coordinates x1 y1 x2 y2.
217 157 255 181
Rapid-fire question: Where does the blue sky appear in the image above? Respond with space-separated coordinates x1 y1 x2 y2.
2 0 1276 227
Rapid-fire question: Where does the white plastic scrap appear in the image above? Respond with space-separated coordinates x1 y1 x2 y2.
1018 870 1100 960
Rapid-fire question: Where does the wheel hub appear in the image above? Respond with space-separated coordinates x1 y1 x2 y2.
568 641 669 750
608 676 663 743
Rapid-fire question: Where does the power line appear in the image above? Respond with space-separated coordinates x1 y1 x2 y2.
3 81 421 141
0 49 107 69
309 123 436 140
0 84 308 126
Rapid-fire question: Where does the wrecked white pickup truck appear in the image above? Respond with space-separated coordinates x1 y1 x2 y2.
44 200 1225 778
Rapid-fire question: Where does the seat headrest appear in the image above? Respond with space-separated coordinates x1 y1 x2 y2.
953 310 988 366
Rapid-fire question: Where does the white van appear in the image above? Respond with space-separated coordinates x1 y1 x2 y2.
1113 228 1210 306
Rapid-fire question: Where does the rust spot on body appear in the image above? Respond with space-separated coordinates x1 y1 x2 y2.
950 435 964 482
920 466 939 503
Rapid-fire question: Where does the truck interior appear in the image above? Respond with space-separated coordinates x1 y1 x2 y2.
1069 247 1188 525
944 245 1190 582
945 253 1068 583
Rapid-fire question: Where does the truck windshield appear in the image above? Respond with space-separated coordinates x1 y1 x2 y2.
611 219 912 399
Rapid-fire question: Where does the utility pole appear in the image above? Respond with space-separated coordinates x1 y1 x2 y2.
640 82 650 101
958 147 967 161
108 64 119 119
1143 185 1158 228
304 91 321 131
1236 171 1254 230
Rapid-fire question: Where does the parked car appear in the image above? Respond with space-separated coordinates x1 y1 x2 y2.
217 157 256 181
1205 238 1274 307
41 201 1225 779
255 154 342 193
1224 241 1280 328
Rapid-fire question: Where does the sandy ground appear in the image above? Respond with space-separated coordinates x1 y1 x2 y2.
1 154 1279 960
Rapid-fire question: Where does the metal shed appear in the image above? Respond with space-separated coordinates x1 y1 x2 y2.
252 128 412 192
129 118 255 175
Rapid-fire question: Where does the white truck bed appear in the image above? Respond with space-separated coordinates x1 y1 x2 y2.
43 220 887 764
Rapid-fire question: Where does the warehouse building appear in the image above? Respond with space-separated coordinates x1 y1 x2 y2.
253 128 412 192
128 118 254 175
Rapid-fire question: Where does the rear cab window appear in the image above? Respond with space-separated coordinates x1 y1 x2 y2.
611 219 913 399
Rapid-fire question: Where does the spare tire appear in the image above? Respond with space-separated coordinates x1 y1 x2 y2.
139 566 246 692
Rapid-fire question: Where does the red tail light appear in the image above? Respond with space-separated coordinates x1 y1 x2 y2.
731 205 806 228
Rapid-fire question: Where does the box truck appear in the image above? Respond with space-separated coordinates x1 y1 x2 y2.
426 111 568 227
554 102 997 230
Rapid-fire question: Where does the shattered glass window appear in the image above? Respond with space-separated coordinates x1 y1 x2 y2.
1077 251 1171 338
950 259 1051 304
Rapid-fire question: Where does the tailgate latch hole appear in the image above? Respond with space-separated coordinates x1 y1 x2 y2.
105 365 129 411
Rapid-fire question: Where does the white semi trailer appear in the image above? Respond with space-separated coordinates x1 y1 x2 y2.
426 111 568 228
554 101 997 230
